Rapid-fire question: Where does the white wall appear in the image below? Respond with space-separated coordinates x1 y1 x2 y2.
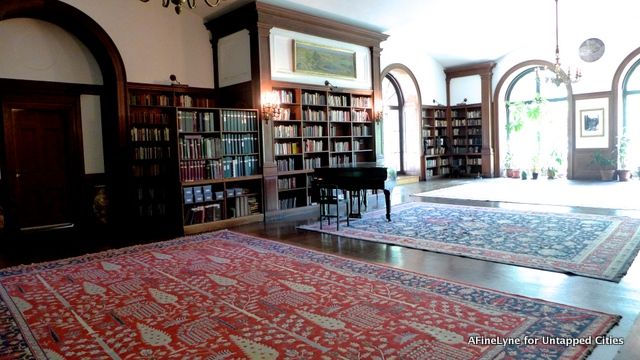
61 0 215 87
0 18 102 84
380 34 446 105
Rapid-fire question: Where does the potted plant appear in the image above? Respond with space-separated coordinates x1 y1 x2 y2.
617 135 631 181
591 149 617 181
531 154 540 180
504 151 514 178
546 150 563 179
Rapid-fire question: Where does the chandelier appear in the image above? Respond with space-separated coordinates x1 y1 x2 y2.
139 0 223 15
548 0 581 86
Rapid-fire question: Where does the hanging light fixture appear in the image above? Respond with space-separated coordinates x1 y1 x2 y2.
548 0 581 86
139 0 223 15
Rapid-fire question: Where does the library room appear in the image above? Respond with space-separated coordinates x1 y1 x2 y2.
1 0 640 358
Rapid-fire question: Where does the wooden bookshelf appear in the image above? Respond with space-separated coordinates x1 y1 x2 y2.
271 83 375 210
450 104 483 177
421 105 449 179
178 108 262 234
421 103 487 179
126 83 262 236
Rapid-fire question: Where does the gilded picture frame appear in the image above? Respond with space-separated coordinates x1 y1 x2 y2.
293 40 357 79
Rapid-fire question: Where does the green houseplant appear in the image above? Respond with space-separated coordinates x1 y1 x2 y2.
591 149 617 181
617 135 631 181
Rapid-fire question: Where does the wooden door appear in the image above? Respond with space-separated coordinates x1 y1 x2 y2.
3 96 83 231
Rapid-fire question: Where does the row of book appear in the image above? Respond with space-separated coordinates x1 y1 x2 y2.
304 157 322 169
130 111 170 125
301 92 326 106
277 176 298 190
178 111 217 133
330 155 351 167
185 203 221 225
424 119 448 127
222 133 258 155
352 110 370 122
274 124 299 138
276 90 294 104
131 126 170 142
132 163 166 177
352 96 372 108
327 94 349 107
180 160 222 182
353 139 367 151
279 196 298 209
352 125 371 136
133 146 171 160
221 110 258 132
302 109 327 121
184 185 218 204
452 138 482 145
332 141 350 152
179 155 259 181
276 157 296 172
303 125 324 137
179 136 223 160
451 146 481 154
328 110 351 122
274 142 300 155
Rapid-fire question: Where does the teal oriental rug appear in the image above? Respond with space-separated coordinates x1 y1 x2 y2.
298 202 640 282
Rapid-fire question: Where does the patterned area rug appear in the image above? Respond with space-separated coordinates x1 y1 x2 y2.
0 230 620 359
299 202 640 281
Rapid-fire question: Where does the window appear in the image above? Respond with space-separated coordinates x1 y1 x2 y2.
621 60 640 171
504 67 569 176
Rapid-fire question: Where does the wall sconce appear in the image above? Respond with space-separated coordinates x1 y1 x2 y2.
261 91 281 122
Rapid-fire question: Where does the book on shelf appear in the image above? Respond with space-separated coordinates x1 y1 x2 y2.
193 186 204 203
183 187 194 204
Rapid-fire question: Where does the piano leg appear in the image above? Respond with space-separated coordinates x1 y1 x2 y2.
384 189 391 221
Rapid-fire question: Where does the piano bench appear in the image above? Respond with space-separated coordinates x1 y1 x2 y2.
317 184 349 230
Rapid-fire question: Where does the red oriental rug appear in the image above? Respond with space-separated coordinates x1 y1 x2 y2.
0 230 619 359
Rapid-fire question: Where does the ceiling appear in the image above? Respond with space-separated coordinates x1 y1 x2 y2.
192 0 639 68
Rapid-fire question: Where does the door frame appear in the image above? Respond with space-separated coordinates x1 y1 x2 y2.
2 94 85 232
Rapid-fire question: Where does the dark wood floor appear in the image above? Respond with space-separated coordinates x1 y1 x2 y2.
1 178 639 359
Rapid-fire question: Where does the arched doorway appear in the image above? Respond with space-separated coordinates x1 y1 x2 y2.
380 64 422 177
0 0 126 234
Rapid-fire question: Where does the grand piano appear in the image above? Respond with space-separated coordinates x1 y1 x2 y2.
312 163 393 221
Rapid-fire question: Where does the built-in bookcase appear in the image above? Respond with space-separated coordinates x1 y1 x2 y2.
421 105 450 179
421 103 484 179
271 83 375 210
127 83 262 236
177 108 262 234
450 104 483 177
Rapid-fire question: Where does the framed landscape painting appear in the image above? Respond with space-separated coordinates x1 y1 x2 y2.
294 40 356 79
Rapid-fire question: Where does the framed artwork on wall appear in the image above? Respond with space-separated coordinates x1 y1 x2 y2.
574 94 610 149
293 40 356 79
579 108 605 137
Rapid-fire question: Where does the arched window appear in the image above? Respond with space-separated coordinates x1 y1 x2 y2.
503 67 569 177
621 60 640 172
